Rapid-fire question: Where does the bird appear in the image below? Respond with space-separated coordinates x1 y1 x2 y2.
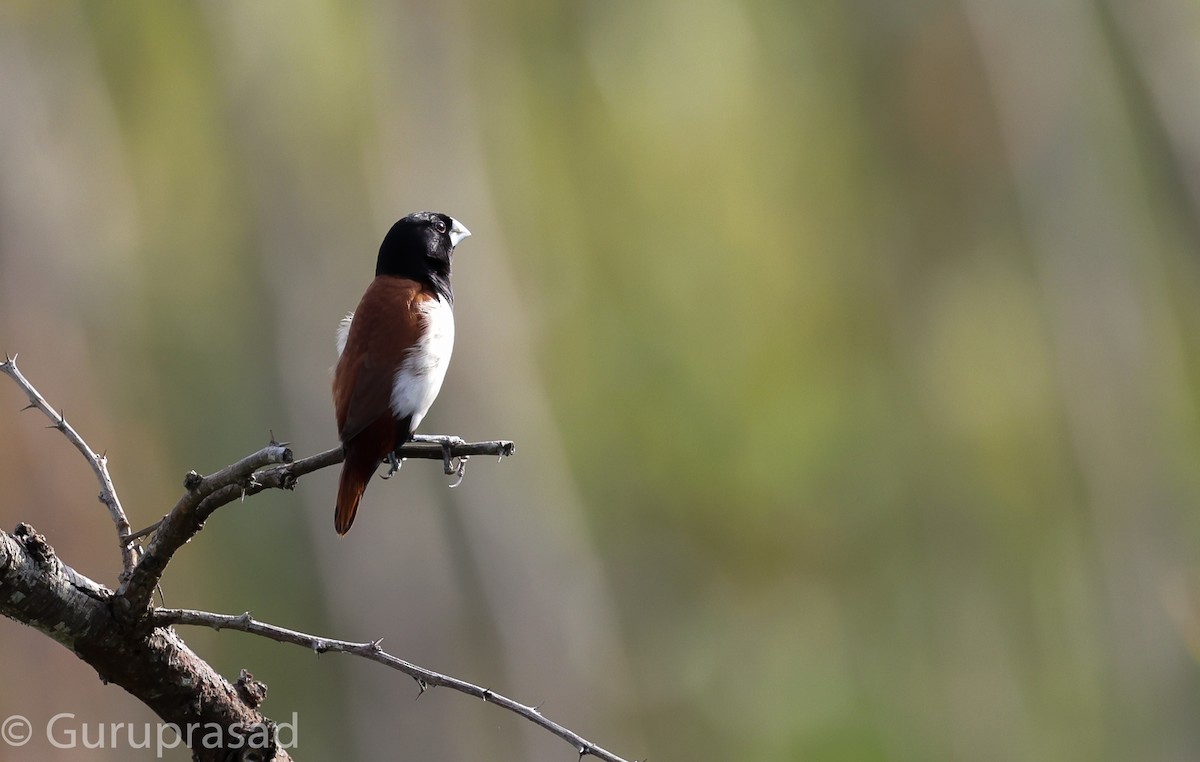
331 211 471 535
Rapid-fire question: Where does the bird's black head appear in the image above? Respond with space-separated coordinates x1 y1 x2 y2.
376 211 471 300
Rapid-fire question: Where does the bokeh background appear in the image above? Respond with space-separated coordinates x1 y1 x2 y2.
2 1 1200 760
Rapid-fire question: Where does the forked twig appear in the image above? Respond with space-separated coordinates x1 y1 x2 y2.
3 358 632 762
1 354 137 575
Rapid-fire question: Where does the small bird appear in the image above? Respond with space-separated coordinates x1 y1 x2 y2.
332 211 471 534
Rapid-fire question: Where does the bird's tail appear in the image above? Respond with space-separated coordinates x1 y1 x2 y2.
335 446 378 535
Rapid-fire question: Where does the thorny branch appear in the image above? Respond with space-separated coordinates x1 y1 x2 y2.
2 356 634 762
115 442 295 619
118 438 515 621
0 354 137 575
154 608 633 762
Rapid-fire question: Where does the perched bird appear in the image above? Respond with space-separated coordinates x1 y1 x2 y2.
332 211 471 534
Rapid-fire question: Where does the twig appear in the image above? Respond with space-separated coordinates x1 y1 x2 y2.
249 438 516 494
1 354 137 576
115 443 293 619
116 437 515 621
154 607 632 762
3 361 618 762
127 519 164 543
119 439 517 547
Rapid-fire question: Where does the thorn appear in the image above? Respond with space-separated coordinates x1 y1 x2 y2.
482 689 493 702
369 637 385 651
238 611 253 626
579 746 587 761
531 702 543 714
127 518 163 543
414 678 428 698
21 401 37 412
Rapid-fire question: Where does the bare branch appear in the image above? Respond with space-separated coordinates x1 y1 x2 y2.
154 607 631 762
249 437 516 494
1 354 137 576
115 443 294 620
2 361 625 761
115 436 514 622
0 525 292 761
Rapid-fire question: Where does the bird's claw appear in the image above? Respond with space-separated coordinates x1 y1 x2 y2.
380 451 402 480
448 456 468 487
410 434 469 484
410 434 466 475
434 436 466 477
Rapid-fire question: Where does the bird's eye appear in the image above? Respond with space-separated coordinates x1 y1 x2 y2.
434 220 447 234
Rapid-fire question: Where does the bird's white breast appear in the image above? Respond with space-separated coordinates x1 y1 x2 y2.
389 296 454 431
335 312 354 357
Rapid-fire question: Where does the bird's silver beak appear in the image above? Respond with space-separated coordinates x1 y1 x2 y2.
449 218 471 248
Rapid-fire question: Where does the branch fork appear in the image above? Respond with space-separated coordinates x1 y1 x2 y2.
1 355 631 761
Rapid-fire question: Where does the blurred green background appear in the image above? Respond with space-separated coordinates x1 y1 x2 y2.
3 1 1200 760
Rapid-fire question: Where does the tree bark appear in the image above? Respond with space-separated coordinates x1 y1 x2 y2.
0 523 291 762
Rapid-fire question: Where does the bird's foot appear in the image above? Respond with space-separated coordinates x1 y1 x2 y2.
411 434 464 472
411 434 469 482
380 451 403 480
